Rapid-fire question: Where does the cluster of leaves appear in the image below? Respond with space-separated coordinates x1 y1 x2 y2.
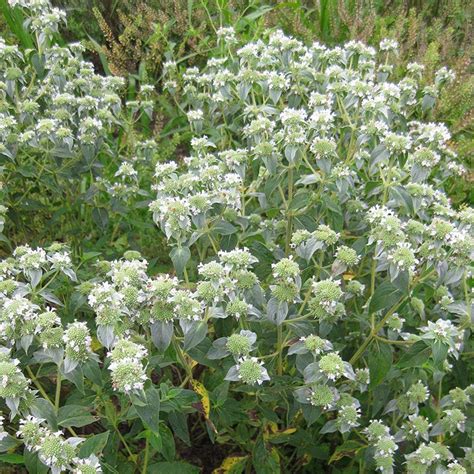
0 1 472 474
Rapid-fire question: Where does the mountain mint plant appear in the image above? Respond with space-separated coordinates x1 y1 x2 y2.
0 2 471 473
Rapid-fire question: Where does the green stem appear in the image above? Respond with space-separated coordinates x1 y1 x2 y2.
208 233 219 255
183 266 190 285
370 259 376 329
110 217 123 242
36 270 59 293
282 314 310 324
350 297 407 366
276 324 283 376
370 259 376 296
26 366 78 437
297 281 314 317
374 335 414 345
55 365 62 414
464 271 471 319
26 366 52 403
436 378 444 443
173 338 193 380
285 166 294 255
114 424 136 463
142 435 150 474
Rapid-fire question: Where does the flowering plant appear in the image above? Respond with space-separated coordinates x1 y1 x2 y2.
0 0 160 252
0 3 472 473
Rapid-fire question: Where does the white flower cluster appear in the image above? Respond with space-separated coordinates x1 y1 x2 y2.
0 25 123 157
108 338 148 395
197 248 260 319
225 356 270 386
0 350 30 413
0 244 74 348
365 420 398 472
63 321 93 371
9 1 65 46
17 416 101 473
150 137 244 245
309 279 345 323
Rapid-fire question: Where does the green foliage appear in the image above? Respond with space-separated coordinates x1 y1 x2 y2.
0 1 472 473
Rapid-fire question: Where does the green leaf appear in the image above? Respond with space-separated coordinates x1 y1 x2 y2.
87 36 113 76
62 365 84 394
151 321 174 352
369 343 392 387
83 360 103 387
252 437 280 474
213 455 248 474
0 435 19 453
392 269 409 292
92 208 109 230
410 297 425 319
242 5 273 22
187 0 194 27
183 321 207 351
57 405 97 428
81 251 102 262
23 449 48 474
156 424 175 462
0 0 34 49
329 440 365 464
78 431 110 458
301 404 321 426
369 282 404 314
170 246 190 278
397 341 431 368
212 220 237 236
30 398 57 430
266 297 288 325
147 462 199 474
432 341 449 367
248 241 275 280
390 186 414 215
0 453 24 464
133 387 161 433
168 411 190 445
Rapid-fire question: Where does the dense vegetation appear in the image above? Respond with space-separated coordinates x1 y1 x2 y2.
0 1 472 473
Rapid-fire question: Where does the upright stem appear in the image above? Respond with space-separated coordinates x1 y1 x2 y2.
297 285 313 316
279 165 295 372
464 271 471 319
26 366 78 437
370 259 376 296
370 259 376 329
285 166 294 255
436 378 444 443
183 267 190 285
173 337 193 380
114 424 136 463
208 234 219 255
26 366 52 403
55 365 62 414
142 435 150 474
276 324 283 376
